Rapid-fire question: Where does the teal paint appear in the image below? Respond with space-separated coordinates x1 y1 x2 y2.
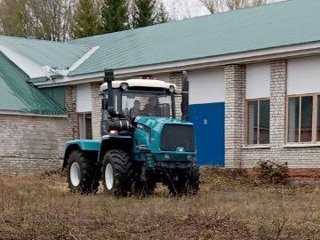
132 116 196 162
1 0 319 83
41 87 66 110
0 35 91 70
0 52 65 115
65 140 101 151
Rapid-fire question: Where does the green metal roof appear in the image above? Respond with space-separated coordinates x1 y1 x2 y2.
0 52 65 115
70 0 320 76
0 35 92 70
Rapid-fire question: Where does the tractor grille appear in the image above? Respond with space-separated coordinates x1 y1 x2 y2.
160 124 195 152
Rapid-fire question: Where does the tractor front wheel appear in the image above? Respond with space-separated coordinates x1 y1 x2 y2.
102 150 133 197
188 165 200 195
169 165 200 196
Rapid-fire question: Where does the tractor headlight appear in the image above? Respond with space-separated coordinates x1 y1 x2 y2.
109 129 118 136
187 155 197 163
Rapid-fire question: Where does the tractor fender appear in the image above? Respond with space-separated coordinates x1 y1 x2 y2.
98 135 133 163
62 140 101 169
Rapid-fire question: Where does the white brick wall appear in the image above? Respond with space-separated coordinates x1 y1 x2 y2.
91 82 102 140
232 60 320 169
65 86 78 139
0 114 72 175
0 86 79 175
224 65 246 168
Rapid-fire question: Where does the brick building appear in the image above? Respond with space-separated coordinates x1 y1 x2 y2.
1 0 320 176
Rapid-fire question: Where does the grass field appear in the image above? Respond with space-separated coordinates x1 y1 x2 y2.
0 168 319 240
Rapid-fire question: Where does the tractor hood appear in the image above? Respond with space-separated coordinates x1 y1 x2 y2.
134 116 193 129
133 116 195 156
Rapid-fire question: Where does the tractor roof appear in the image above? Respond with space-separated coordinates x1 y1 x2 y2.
100 79 177 93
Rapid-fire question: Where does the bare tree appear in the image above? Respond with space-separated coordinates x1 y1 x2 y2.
198 0 224 14
226 0 267 10
198 0 267 13
0 0 74 41
25 0 74 41
226 0 245 10
249 0 267 7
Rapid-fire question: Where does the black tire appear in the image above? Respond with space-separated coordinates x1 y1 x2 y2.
169 165 200 196
102 149 133 197
168 173 187 197
67 150 100 194
188 165 200 195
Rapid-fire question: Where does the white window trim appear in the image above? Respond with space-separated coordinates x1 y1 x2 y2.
78 112 92 139
245 98 270 146
286 93 319 144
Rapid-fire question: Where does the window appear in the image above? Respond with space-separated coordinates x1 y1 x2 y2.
247 99 270 145
105 90 172 119
287 95 316 143
78 113 92 139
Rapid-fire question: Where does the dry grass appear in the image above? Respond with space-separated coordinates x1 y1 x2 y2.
0 168 320 240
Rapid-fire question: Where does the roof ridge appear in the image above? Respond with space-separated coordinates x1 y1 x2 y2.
0 34 92 48
0 34 95 74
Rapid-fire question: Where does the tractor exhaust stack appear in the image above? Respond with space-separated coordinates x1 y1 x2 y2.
181 71 189 121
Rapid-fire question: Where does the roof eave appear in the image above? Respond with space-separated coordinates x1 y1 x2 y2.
0 110 68 118
35 41 320 88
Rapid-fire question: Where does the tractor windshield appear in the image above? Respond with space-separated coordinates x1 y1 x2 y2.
117 91 172 119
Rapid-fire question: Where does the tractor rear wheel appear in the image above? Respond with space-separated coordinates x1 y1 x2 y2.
67 150 99 194
102 149 133 197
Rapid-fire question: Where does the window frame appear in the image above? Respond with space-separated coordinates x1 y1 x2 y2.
286 94 318 144
78 112 93 139
245 98 270 146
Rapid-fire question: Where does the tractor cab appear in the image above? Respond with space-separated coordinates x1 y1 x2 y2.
100 78 178 136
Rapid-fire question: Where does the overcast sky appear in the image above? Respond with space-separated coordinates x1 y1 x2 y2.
161 0 210 20
161 0 283 20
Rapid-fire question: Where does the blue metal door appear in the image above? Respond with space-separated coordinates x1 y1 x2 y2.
189 103 225 166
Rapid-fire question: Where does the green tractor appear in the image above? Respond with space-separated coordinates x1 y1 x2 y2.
62 70 199 197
